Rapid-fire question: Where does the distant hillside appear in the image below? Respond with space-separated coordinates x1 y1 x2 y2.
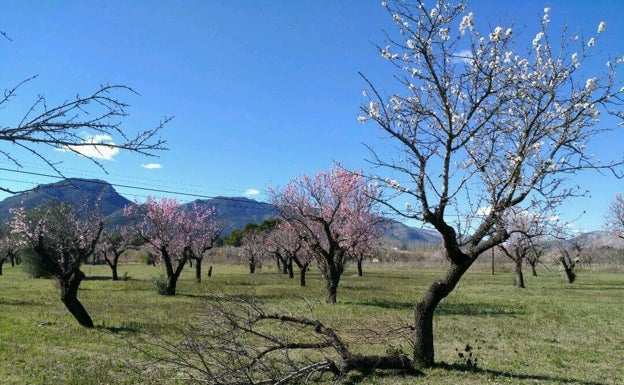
185 197 278 234
0 178 445 248
383 219 441 249
0 178 131 222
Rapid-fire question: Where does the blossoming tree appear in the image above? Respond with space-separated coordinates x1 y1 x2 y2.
359 1 623 367
605 193 624 239
270 168 382 303
264 221 312 286
124 197 219 295
98 226 135 281
498 207 550 288
10 203 103 327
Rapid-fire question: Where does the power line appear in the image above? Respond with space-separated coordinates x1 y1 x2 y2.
0 167 274 208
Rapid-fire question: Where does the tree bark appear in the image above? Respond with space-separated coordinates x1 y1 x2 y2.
413 261 472 368
287 258 294 279
357 258 363 277
0 260 3 275
514 259 525 288
325 269 340 304
207 265 213 277
249 257 256 274
299 265 307 287
195 258 202 283
59 269 94 328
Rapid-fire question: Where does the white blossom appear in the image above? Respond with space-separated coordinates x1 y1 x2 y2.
489 26 503 42
459 12 474 35
533 32 544 47
357 116 368 123
585 77 596 90
587 37 596 47
544 7 551 13
407 39 416 49
598 21 606 34
369 101 380 118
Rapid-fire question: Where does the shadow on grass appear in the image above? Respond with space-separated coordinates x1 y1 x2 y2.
342 368 424 385
437 362 610 385
97 324 142 334
351 300 523 316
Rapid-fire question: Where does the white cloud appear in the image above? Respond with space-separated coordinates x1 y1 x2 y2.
141 163 163 169
452 49 473 64
59 134 120 160
244 188 260 197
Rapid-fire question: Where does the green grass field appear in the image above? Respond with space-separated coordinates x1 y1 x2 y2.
0 262 622 384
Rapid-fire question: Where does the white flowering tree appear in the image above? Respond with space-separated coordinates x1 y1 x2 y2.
605 193 624 239
359 0 623 368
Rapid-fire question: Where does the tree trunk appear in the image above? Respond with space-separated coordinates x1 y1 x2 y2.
249 257 256 274
325 266 341 304
195 258 202 283
413 261 472 368
207 265 213 277
560 257 576 283
287 258 294 279
162 253 186 296
514 259 525 288
530 262 537 277
0 260 3 275
59 269 94 328
357 258 363 277
111 264 118 281
299 265 307 287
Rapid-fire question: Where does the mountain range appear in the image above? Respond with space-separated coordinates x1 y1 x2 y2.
0 178 442 248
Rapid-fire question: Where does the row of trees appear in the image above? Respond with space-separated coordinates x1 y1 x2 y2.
2 166 385 325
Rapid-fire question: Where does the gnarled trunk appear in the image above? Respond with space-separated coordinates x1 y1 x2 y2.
413 261 472 368
59 269 93 328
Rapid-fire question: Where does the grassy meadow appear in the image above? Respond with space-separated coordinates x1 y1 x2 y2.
0 260 622 384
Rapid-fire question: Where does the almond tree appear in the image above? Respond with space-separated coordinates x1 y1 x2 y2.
10 203 103 327
498 207 550 288
180 202 221 283
124 197 219 295
605 193 624 239
265 221 312 286
270 168 382 303
98 226 135 281
359 1 623 367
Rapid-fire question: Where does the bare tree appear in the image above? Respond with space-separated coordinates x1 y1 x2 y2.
359 1 623 367
1 35 168 193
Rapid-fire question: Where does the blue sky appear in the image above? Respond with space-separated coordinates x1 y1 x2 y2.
1 0 623 232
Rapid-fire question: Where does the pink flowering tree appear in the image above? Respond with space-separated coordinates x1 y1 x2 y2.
10 203 103 327
358 1 624 367
264 221 312 286
179 202 222 283
270 168 382 303
124 197 219 295
98 225 135 281
605 193 624 239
